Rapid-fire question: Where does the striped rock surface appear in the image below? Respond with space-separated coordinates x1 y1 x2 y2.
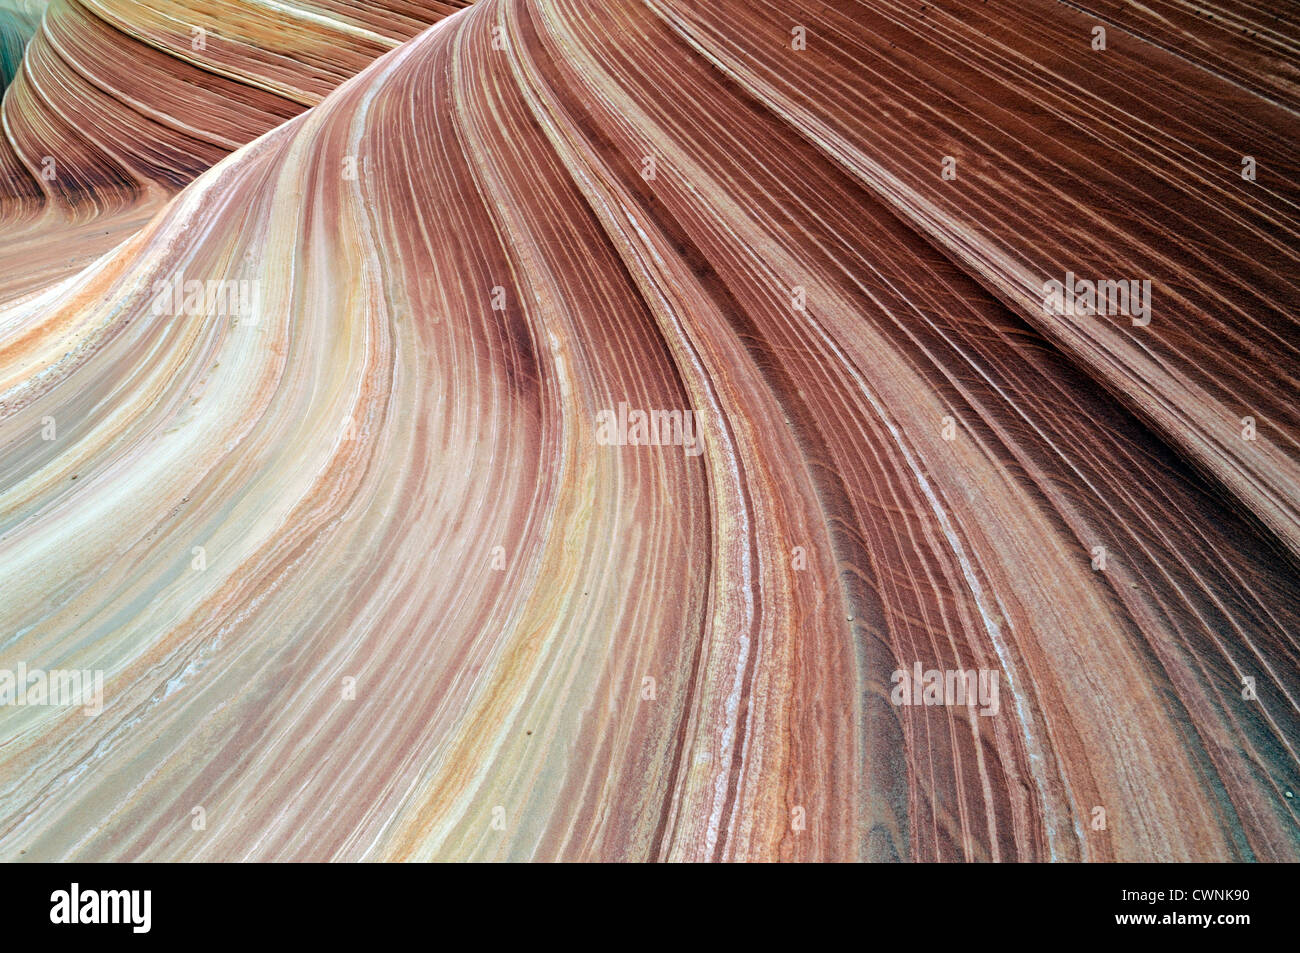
0 0 470 304
0 0 1297 861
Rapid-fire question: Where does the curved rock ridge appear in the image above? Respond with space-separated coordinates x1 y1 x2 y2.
2 0 473 211
0 1 45 91
0 0 471 304
0 0 1297 861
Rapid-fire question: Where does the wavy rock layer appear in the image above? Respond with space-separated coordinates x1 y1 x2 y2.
0 1 45 90
0 0 1298 861
0 0 469 304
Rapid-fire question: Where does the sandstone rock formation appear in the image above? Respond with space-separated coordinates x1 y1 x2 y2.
0 0 1296 861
